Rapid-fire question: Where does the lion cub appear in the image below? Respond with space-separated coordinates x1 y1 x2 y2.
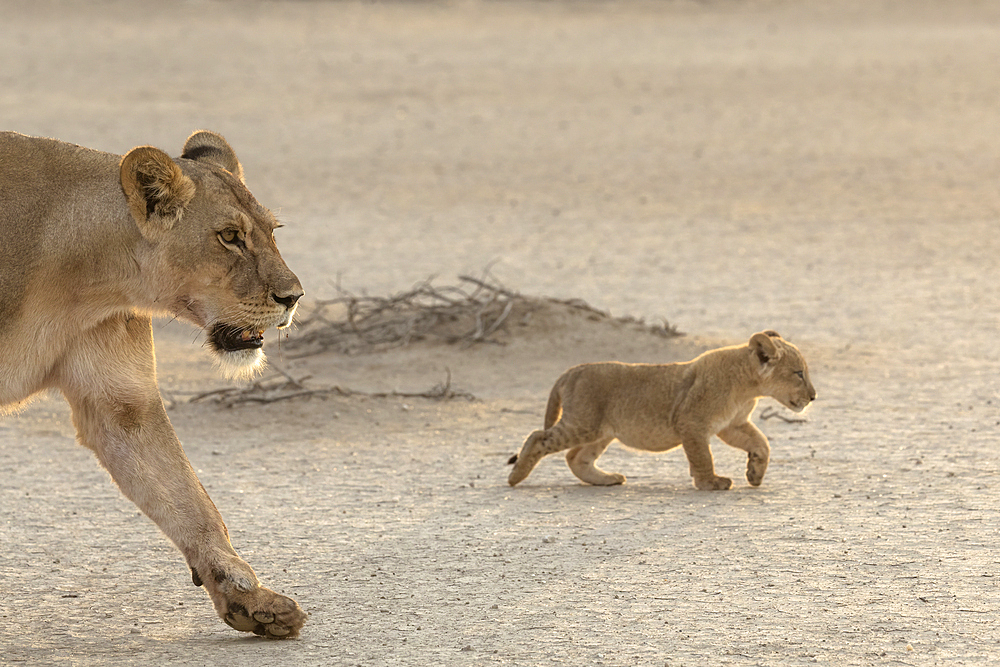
508 331 815 490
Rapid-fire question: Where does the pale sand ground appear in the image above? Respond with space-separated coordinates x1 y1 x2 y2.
2 1 1000 665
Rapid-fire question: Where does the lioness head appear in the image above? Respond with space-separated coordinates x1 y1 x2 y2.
120 131 303 378
749 330 816 412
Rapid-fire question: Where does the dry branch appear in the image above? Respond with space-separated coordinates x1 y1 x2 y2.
759 406 808 423
186 369 475 408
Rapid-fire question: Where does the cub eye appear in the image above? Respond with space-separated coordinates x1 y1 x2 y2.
794 370 805 379
218 229 244 249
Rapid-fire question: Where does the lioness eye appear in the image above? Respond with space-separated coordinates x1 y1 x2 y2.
794 370 804 379
218 229 242 247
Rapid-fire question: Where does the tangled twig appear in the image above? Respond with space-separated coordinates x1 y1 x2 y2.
285 270 682 357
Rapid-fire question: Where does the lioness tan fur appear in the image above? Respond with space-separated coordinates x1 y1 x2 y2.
0 131 307 638
508 331 816 490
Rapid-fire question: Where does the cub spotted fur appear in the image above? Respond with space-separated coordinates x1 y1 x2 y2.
508 331 816 490
0 131 307 638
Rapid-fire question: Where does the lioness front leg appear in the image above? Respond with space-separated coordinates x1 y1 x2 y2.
565 438 624 485
60 319 307 637
718 422 770 487
69 391 307 637
680 435 732 490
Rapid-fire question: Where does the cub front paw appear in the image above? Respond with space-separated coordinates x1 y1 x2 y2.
693 475 733 491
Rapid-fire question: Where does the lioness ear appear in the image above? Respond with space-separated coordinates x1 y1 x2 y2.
120 146 196 230
749 331 782 366
180 130 244 183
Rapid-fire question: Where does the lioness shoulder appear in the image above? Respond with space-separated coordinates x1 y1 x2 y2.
507 330 816 490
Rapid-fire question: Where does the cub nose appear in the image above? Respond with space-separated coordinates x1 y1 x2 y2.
272 289 303 309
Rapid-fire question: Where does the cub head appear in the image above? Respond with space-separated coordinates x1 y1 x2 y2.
749 330 817 412
120 130 303 379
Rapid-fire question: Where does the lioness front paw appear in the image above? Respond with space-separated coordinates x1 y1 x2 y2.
221 586 307 639
693 475 733 491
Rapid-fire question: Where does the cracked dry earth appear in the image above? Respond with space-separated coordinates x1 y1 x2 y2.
3 0 1000 665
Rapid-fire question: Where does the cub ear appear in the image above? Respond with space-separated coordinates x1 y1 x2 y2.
180 130 244 183
749 331 782 366
120 146 196 230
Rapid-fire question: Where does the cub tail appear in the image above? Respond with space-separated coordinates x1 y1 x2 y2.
543 377 565 429
507 377 566 465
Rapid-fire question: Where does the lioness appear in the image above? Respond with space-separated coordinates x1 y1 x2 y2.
508 331 816 490
0 131 307 638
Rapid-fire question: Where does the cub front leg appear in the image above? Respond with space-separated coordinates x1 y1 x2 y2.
717 421 770 487
680 435 732 490
59 318 307 638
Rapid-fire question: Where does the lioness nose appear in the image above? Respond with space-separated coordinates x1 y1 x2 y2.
272 290 303 309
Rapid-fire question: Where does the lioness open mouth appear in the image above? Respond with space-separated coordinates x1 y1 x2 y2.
209 323 265 352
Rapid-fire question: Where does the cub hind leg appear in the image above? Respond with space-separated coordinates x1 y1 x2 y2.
507 430 557 486
508 423 597 486
565 438 624 485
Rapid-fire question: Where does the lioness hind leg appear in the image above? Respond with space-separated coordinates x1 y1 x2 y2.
565 438 624 485
717 422 771 487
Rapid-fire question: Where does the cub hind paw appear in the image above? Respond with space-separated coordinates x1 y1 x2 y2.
693 475 733 491
574 471 626 486
508 467 529 486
